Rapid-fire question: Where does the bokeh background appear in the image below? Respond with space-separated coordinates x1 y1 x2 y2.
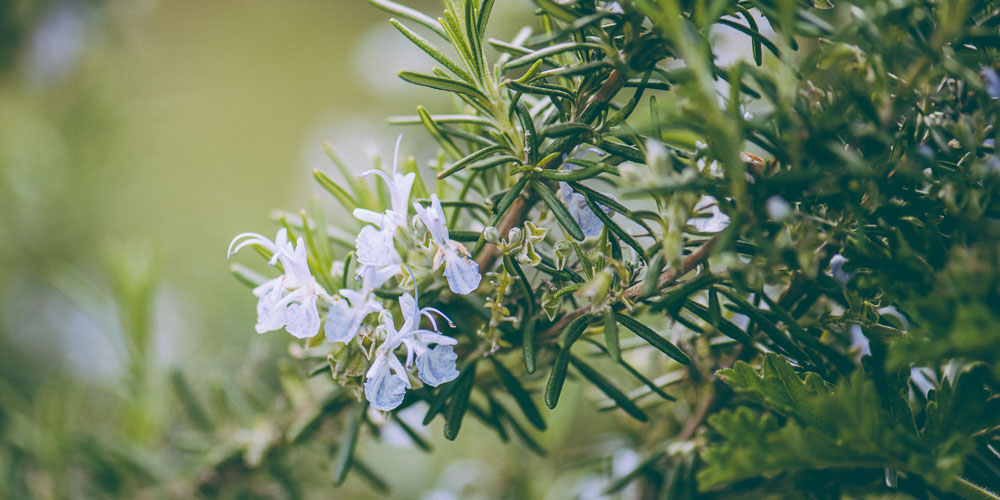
0 1 668 498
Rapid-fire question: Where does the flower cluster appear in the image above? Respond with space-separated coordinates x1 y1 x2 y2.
228 137 481 411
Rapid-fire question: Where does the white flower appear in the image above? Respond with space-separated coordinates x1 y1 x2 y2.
364 286 458 410
228 228 331 338
765 195 791 221
325 287 383 344
352 136 415 233
413 194 482 295
689 195 729 233
352 136 413 286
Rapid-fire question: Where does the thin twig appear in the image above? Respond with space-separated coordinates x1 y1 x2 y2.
476 69 628 273
538 234 723 342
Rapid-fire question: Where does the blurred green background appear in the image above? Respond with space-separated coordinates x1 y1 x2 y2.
0 1 664 497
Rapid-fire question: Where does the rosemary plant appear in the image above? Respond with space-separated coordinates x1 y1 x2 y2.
224 0 1000 497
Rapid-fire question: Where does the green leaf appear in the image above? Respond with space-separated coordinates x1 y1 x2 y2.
614 313 691 365
683 299 752 344
169 370 213 432
533 181 585 241
390 19 475 84
717 353 833 427
545 314 592 409
416 105 464 160
399 71 484 100
332 402 366 485
489 357 546 430
567 181 654 235
369 0 447 38
583 195 647 263
313 169 359 212
438 144 505 179
391 412 432 452
444 361 477 440
582 338 676 401
568 354 648 422
603 308 620 361
535 0 576 22
474 174 530 254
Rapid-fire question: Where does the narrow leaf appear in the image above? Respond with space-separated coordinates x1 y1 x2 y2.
438 144 505 179
615 313 691 364
489 357 546 430
603 308 620 362
369 0 447 37
444 361 477 440
545 314 592 409
568 354 648 422
333 402 366 485
399 70 484 99
314 169 359 212
533 181 585 241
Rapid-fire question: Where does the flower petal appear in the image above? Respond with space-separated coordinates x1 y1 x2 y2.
324 299 361 343
416 345 459 387
254 280 286 333
285 296 321 338
355 225 399 267
443 250 481 295
364 362 407 411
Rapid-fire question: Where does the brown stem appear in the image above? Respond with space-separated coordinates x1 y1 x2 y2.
476 195 530 272
622 235 720 301
475 69 628 273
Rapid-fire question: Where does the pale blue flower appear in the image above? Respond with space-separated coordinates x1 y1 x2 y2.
325 286 383 344
559 182 609 238
363 285 458 410
689 195 729 233
556 150 614 238
365 350 409 411
413 194 482 295
830 254 850 284
765 196 791 221
228 228 332 338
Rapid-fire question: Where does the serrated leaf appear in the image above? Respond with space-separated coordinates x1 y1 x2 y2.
717 353 834 428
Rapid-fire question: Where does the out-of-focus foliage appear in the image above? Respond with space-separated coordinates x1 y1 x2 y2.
4 0 1000 498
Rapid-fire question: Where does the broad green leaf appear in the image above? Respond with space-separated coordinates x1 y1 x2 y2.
717 353 833 428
